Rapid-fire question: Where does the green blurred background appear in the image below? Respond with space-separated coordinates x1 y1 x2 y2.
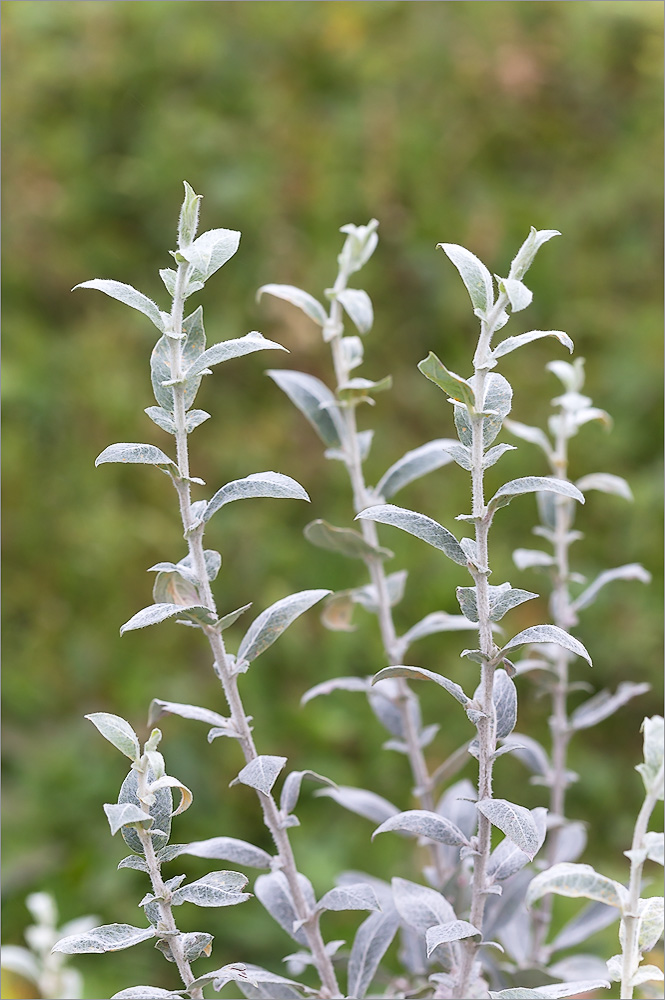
2 2 662 997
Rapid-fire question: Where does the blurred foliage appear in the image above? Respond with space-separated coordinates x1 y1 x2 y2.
2 2 662 997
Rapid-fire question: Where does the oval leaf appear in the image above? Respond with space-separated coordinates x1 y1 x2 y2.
120 603 216 635
74 279 164 331
234 755 287 796
236 589 330 666
104 803 152 837
86 713 140 760
501 625 592 667
373 810 469 847
53 923 155 955
173 837 272 869
476 798 541 859
357 504 466 565
267 369 345 448
178 227 240 281
95 443 175 470
148 699 230 730
372 666 470 708
488 477 584 514
526 862 627 909
336 288 374 334
205 472 309 521
184 331 285 379
171 871 250 908
417 352 476 408
439 243 493 312
348 911 400 1000
318 883 381 914
257 283 328 326
491 330 574 361
426 921 480 956
316 786 399 824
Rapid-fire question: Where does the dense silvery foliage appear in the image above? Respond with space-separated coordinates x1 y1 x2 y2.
42 190 661 1000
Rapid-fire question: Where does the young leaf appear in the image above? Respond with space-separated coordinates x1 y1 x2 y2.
148 699 231 730
236 589 330 666
636 715 664 796
357 504 466 565
217 604 252 631
509 227 561 281
171 870 251 908
85 713 140 761
570 681 650 731
391 877 456 936
426 921 480 956
526 862 627 909
74 279 164 332
317 883 381 914
204 472 309 521
571 563 650 613
145 406 177 435
483 443 517 469
170 837 272 869
267 369 345 448
118 767 172 854
184 331 285 379
347 910 400 1000
304 519 393 560
257 283 328 326
491 330 573 362
120 602 216 635
417 352 476 408
488 477 584 515
336 288 374 334
177 180 202 248
476 799 541 859
373 810 469 847
177 227 240 281
498 277 533 312
575 472 633 501
52 923 155 954
439 243 494 313
501 625 592 666
373 665 471 708
104 803 152 836
234 755 287 796
316 786 399 824
147 776 192 817
95 443 175 471
280 770 337 816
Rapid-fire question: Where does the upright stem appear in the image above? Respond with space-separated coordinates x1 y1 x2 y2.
620 769 663 1000
166 264 341 999
327 266 448 887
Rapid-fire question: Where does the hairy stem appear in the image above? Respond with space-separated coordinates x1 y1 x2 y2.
327 265 447 887
166 264 340 999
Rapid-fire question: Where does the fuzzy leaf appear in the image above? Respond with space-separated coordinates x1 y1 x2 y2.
391 877 456 936
257 283 328 325
487 808 547 881
643 832 664 866
118 767 172 854
178 227 240 281
217 604 252 631
417 352 476 408
318 883 381 914
184 331 285 379
348 910 400 1000
373 810 469 847
493 669 518 740
570 682 650 731
399 612 476 651
572 564 651 613
637 716 664 797
484 443 517 469
254 871 315 946
374 439 456 500
95 443 175 470
372 665 470 708
74 279 164 331
488 983 609 1000
492 330 573 361
456 583 538 624
205 472 309 521
170 837 272 869
502 625 592 666
477 799 541 859
104 803 152 836
150 307 206 412
439 243 493 312
280 770 336 817
267 369 344 448
513 548 555 570
426 921 480 956
236 590 330 666
148 699 230 730
509 228 561 281
316 786 399 824
53 923 155 954
489 477 584 515
120 603 216 635
575 472 633 501
526 863 627 909
499 277 533 312
336 288 374 334
86 713 140 760
304 519 392 560
638 896 664 952
301 676 369 705
111 987 187 998
171 871 250 908
357 504 466 565
234 755 287 796
145 406 177 435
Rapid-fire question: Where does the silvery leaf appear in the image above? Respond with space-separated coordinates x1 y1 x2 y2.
476 799 541 859
0 945 40 985
95 443 175 471
630 966 664 988
488 477 584 515
237 590 330 666
488 983 609 1000
441 441 472 471
373 810 469 847
509 228 561 281
571 564 650 613
185 331 285 379
234 755 287 796
526 862 627 909
439 243 493 312
172 871 250 908
111 988 186 999
637 716 664 797
205 472 309 521
501 625 592 667
301 676 369 705
575 472 633 501
104 803 152 837
336 288 373 334
317 883 381 914
185 408 211 432
493 669 518 739
391 877 456 936
150 306 207 412
643 832 664 866
348 910 400 1000
304 519 392 560
637 896 664 952
357 504 466 565
570 681 650 731
500 733 551 778
254 871 315 946
118 767 172 854
120 603 216 635
52 923 155 954
118 855 149 872
399 612 476 652
155 930 213 964
498 277 533 312
513 548 554 570
491 330 573 362
280 770 336 816
504 418 553 456
374 439 457 500
315 786 399 824
170 837 272 869
74 279 164 331
267 369 345 448
177 227 240 281
372 666 471 708
144 406 177 435
257 283 328 326
85 713 140 761
483 443 517 469
487 808 547 880
417 352 476 408
147 697 230 730
426 921 480 956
